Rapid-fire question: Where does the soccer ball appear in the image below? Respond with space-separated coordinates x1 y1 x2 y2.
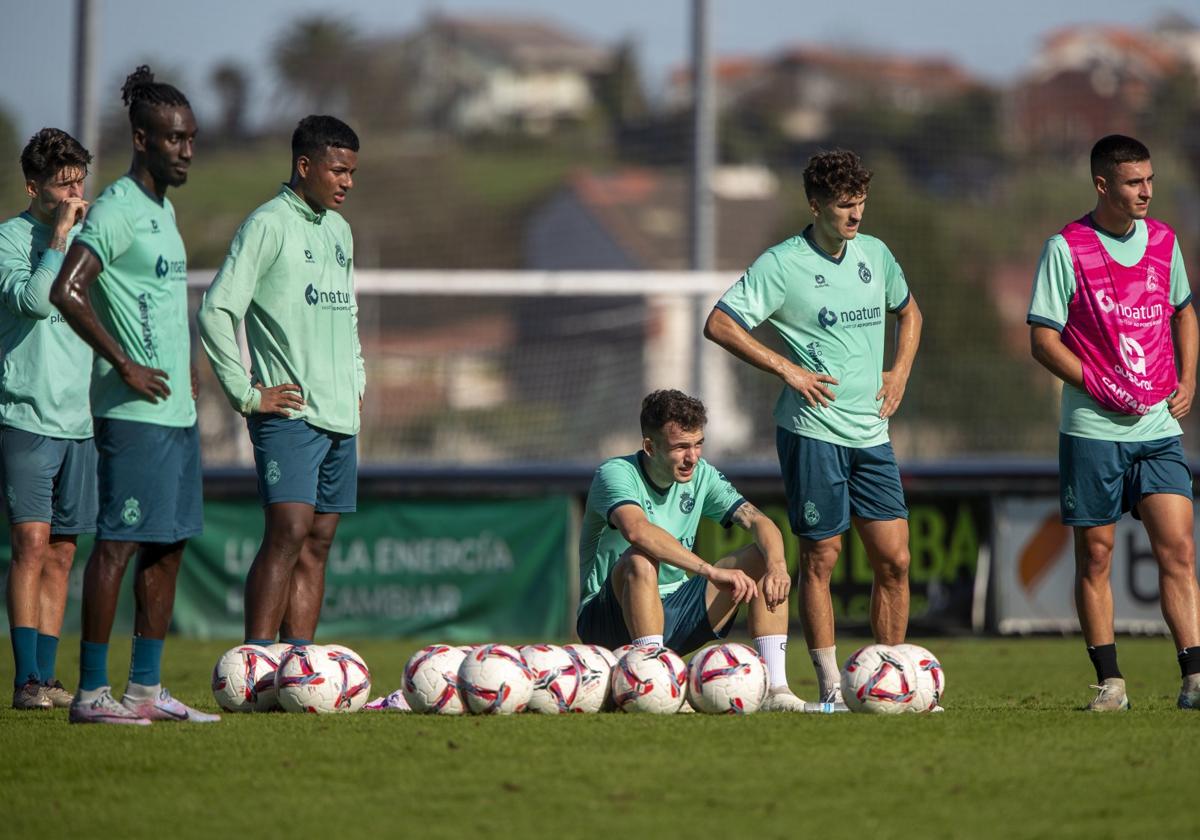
613 644 634 660
895 643 945 713
402 644 467 714
563 644 615 713
686 643 768 714
211 645 279 713
611 645 687 714
324 644 372 712
520 645 582 714
275 645 344 713
457 644 535 715
841 644 917 714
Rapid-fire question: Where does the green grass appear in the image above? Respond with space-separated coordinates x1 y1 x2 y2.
1 636 1195 838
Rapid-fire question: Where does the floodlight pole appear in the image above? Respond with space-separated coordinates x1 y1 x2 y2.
74 0 99 196
688 0 715 401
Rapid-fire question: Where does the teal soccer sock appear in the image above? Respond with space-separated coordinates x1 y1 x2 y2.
36 633 59 683
79 640 109 691
128 636 165 687
10 626 39 687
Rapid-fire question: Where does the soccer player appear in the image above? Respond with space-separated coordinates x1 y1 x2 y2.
704 149 922 711
578 389 806 711
1027 134 1200 711
50 66 217 724
0 129 94 710
197 115 363 650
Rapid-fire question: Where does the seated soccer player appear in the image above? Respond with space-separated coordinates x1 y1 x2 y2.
576 389 805 711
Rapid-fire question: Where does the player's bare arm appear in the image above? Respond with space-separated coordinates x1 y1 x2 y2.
1029 324 1085 389
1169 303 1198 419
50 243 170 402
610 503 757 605
876 295 923 419
731 502 790 610
704 307 839 407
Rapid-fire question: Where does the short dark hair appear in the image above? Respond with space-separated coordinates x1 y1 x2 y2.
291 115 359 163
803 149 872 204
1090 135 1151 179
640 390 707 438
121 65 191 130
20 128 93 183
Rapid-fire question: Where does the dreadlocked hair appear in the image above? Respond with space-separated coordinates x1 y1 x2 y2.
120 65 190 129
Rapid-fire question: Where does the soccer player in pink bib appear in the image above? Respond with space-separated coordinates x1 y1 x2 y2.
1028 135 1200 711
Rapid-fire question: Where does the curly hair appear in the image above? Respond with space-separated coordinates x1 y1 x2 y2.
640 390 707 438
19 128 92 183
803 149 872 204
120 65 191 130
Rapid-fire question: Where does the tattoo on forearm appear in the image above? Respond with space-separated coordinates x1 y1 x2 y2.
734 503 762 530
49 234 68 252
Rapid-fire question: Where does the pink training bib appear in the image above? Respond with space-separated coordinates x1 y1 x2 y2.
1060 215 1177 415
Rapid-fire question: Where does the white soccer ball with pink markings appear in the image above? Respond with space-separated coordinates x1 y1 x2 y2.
686 643 768 714
324 644 372 712
895 643 945 713
402 644 468 715
610 645 687 714
521 644 583 714
457 644 535 715
563 643 616 713
840 644 918 715
275 645 344 714
211 645 280 713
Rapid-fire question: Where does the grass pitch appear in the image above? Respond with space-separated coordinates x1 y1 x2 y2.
2 636 1195 839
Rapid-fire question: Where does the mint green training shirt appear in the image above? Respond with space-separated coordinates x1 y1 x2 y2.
1027 217 1191 442
0 212 92 438
198 185 365 436
578 454 745 613
717 227 911 448
74 176 195 427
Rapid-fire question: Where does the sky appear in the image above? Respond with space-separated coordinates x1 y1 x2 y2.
0 0 1190 141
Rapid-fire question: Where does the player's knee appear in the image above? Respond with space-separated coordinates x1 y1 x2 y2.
1156 533 1195 577
734 544 768 579
269 516 311 553
800 538 840 580
615 551 658 589
8 528 48 565
43 546 75 578
1076 542 1113 579
876 547 910 582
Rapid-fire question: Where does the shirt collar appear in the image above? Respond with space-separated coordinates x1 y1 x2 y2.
279 184 325 224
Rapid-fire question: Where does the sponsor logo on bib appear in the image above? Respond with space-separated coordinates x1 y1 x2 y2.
1118 333 1146 375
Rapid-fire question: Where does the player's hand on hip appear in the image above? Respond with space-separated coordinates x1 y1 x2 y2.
706 566 757 605
1169 379 1194 419
120 361 170 402
783 363 838 408
255 383 305 417
761 565 791 611
876 369 909 418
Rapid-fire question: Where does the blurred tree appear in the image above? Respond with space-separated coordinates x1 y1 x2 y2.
273 17 360 114
0 105 20 214
211 61 251 141
594 39 647 128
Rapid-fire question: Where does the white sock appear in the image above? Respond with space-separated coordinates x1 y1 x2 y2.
122 682 160 701
77 686 109 703
810 646 840 698
755 635 788 689
632 634 664 648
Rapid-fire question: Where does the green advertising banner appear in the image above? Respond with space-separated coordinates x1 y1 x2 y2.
0 496 572 641
695 496 987 633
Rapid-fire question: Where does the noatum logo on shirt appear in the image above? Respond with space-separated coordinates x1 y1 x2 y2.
154 255 186 280
304 283 352 308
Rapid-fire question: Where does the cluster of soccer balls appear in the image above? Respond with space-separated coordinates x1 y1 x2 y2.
211 643 372 714
840 643 946 714
403 641 771 715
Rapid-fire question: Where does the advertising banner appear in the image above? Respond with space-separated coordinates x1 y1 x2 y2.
993 497 1186 634
694 495 989 633
0 497 572 641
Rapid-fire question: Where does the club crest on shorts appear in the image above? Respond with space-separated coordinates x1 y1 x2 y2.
803 501 820 526
265 460 282 486
679 491 695 514
858 261 872 284
121 497 142 526
4 485 16 507
1064 486 1076 512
